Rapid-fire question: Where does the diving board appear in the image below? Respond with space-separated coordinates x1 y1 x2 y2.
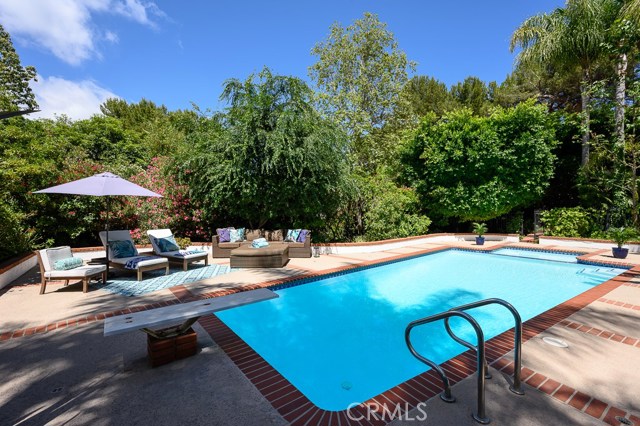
104 288 278 338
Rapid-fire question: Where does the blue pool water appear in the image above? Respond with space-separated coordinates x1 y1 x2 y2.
491 248 580 263
216 249 626 410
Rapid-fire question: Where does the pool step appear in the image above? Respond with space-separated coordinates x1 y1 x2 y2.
576 268 619 279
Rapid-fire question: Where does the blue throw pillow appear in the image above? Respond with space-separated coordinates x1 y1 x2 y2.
229 227 245 243
53 257 83 270
156 235 180 252
216 227 231 243
297 229 309 243
109 240 138 258
285 229 301 242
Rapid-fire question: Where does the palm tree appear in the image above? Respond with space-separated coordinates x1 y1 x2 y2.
511 0 615 167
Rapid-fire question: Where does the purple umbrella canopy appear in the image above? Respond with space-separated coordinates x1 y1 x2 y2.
35 172 162 281
34 172 161 197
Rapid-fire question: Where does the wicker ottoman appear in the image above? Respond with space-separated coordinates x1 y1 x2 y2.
230 243 289 268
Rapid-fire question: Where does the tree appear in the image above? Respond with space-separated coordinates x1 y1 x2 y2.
451 76 490 115
309 12 415 168
181 68 351 229
511 0 617 167
0 24 38 111
401 76 458 118
401 101 557 222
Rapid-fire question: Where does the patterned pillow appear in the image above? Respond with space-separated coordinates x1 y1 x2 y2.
229 227 245 243
109 240 138 258
285 229 301 242
53 257 83 270
216 227 231 243
156 235 180 252
297 229 309 243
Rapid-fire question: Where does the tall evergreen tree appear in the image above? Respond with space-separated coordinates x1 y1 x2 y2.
0 24 38 112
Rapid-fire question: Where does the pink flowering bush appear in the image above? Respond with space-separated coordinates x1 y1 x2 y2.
113 157 208 243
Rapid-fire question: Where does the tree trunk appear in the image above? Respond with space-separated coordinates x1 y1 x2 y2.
615 52 628 157
580 79 591 167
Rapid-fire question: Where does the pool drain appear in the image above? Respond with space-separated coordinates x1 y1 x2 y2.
542 337 569 348
341 381 352 390
616 416 633 426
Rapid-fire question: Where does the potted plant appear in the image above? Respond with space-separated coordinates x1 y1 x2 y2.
609 227 630 259
473 222 488 245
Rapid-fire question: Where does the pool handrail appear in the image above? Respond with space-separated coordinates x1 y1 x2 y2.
405 310 490 424
443 298 524 395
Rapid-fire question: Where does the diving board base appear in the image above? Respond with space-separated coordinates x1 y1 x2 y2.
147 327 197 368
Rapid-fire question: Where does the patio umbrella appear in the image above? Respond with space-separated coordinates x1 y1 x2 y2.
34 172 162 280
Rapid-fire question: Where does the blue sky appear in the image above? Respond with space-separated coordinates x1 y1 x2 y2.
0 0 564 120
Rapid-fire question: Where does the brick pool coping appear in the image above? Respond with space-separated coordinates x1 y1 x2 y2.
2 244 639 424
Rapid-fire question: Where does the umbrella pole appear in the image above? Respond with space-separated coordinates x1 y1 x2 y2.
105 196 110 282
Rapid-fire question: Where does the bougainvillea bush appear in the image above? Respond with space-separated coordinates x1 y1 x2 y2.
112 157 208 243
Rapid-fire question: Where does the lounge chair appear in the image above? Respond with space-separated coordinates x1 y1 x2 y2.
36 246 106 294
146 229 209 271
99 230 169 281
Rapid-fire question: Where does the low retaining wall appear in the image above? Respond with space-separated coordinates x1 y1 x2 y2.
315 233 519 255
0 254 37 290
539 236 640 253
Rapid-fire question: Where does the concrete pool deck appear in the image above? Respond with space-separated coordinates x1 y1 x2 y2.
1 240 639 425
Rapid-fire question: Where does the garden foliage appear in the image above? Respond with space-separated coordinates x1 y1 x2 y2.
401 100 557 222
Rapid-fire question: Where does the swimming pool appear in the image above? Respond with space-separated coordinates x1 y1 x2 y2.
216 249 626 411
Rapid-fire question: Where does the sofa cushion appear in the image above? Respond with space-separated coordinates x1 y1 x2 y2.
245 229 262 241
229 227 245 243
45 246 73 270
219 242 242 249
285 229 301 242
216 228 231 243
297 229 309 243
265 229 284 241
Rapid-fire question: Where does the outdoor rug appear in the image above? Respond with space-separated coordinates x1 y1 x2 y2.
94 264 235 297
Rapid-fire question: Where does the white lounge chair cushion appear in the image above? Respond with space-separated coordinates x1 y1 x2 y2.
43 246 73 271
44 265 106 279
110 256 168 268
161 251 208 260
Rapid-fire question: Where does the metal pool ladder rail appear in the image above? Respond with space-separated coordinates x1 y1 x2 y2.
404 298 524 424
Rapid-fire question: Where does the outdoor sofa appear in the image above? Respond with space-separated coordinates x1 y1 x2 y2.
212 228 312 258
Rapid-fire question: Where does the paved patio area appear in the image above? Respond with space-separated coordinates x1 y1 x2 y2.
1 240 639 425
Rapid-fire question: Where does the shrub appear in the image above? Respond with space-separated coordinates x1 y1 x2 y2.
0 201 34 261
540 207 603 237
364 175 431 241
113 157 208 242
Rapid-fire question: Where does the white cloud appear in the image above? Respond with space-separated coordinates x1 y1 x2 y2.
113 0 166 27
105 31 119 44
0 0 164 65
30 75 119 121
